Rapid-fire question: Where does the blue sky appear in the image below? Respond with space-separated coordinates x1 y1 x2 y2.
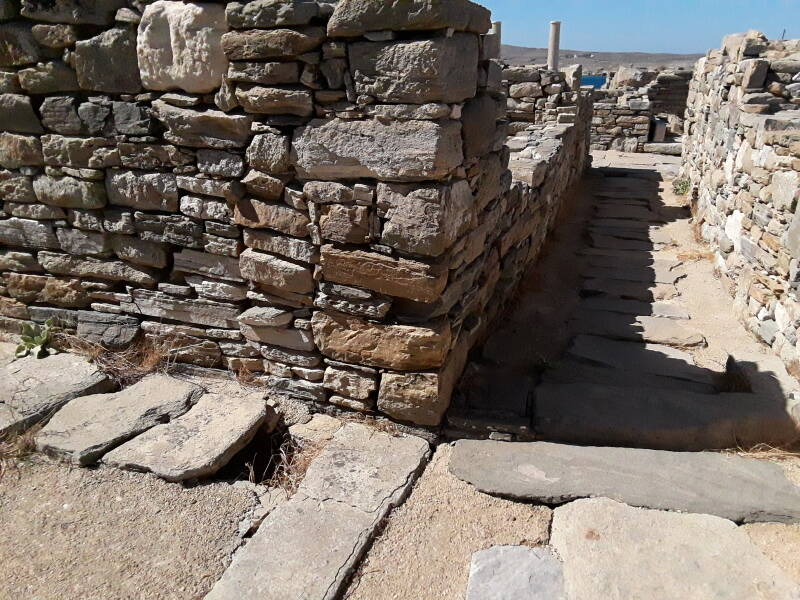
480 0 800 54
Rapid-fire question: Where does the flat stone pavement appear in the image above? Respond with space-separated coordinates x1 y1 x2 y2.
449 151 800 450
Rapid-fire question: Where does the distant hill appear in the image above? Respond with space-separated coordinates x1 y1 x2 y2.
501 44 704 73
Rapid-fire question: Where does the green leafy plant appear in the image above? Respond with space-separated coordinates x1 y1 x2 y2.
672 178 691 196
15 319 57 359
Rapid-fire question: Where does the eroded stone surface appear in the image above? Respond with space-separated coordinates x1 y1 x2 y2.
450 440 800 523
137 1 228 94
466 546 565 600
0 352 114 435
104 389 271 481
205 423 429 600
551 498 800 600
36 375 201 465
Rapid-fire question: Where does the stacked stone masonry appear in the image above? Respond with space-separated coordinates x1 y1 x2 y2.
682 31 800 376
0 0 591 428
590 69 692 152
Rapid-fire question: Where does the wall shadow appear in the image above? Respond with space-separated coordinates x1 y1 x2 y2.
447 160 800 451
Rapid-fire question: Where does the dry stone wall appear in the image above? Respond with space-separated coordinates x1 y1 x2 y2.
682 31 800 374
590 69 692 152
0 0 591 429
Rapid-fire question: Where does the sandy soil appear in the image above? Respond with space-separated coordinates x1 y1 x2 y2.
344 444 552 600
0 457 257 600
743 522 800 583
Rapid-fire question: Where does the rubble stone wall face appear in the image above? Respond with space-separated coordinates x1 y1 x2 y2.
589 70 692 152
0 0 591 428
682 32 800 373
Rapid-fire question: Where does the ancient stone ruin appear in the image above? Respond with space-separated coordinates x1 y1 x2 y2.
0 0 592 430
682 30 800 377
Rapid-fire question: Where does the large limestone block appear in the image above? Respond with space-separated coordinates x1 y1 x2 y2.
121 289 240 328
450 441 800 523
137 1 229 94
36 375 202 465
221 26 324 60
378 180 474 257
0 132 43 168
0 93 43 133
378 371 443 426
234 84 313 116
551 498 800 600
320 245 448 303
104 390 270 481
0 352 114 436
0 217 59 249
74 28 142 94
293 118 463 182
151 100 252 148
106 170 178 212
76 311 140 349
311 310 451 370
20 0 127 25
327 0 491 37
226 0 319 28
33 175 106 209
246 131 291 172
349 35 478 104
239 248 313 293
0 23 40 66
4 272 90 307
173 248 243 282
38 251 158 287
234 198 310 237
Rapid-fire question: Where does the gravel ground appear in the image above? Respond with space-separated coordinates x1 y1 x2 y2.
344 444 552 600
0 457 257 600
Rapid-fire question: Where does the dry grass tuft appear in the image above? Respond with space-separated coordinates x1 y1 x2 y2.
57 333 184 387
263 436 324 495
0 424 42 482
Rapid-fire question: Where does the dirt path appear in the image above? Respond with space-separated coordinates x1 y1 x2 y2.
0 458 258 600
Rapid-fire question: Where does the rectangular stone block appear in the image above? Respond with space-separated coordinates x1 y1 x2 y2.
320 245 448 303
349 34 478 104
293 118 463 182
239 248 314 294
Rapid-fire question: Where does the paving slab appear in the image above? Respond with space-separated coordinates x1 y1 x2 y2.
589 233 656 251
465 545 565 600
582 277 679 301
550 498 800 600
580 297 690 320
0 352 114 436
104 390 270 481
543 359 717 394
205 423 429 600
566 335 714 385
535 382 800 450
589 225 673 246
450 440 800 523
36 375 203 465
570 312 706 347
586 263 685 285
594 206 665 222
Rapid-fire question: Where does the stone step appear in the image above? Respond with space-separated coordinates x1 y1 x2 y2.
584 263 685 285
580 297 690 320
0 352 114 436
570 312 706 347
534 382 800 450
466 546 564 600
567 335 713 385
543 359 717 394
588 223 672 245
594 206 665 222
449 440 800 523
582 278 679 301
103 387 272 481
552 498 799 599
579 247 659 265
36 374 203 465
205 423 429 600
589 233 659 252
